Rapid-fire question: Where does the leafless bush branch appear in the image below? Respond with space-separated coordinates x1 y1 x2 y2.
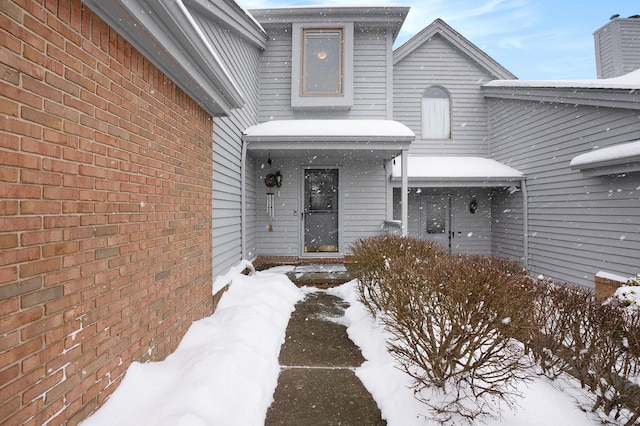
350 236 536 423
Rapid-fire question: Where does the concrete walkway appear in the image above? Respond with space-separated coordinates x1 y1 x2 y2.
265 272 386 425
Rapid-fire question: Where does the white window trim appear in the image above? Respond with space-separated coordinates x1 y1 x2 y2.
421 86 452 140
291 22 353 110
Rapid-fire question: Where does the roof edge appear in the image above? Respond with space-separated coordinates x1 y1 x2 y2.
249 5 410 42
82 0 248 117
393 18 516 80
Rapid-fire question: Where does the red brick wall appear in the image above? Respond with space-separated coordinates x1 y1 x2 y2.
1 1 214 424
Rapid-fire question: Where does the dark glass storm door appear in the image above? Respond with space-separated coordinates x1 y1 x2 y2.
304 168 339 253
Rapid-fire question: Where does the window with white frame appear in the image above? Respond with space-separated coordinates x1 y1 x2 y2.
291 23 353 109
422 86 451 139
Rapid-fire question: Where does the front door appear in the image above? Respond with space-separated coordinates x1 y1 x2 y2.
304 168 339 253
420 194 451 250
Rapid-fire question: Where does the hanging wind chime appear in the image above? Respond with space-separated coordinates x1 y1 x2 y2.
264 155 282 232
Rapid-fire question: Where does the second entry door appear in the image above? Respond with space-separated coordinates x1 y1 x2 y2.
304 168 339 253
420 194 451 250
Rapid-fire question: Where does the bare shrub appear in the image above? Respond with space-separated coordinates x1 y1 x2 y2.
351 236 536 423
527 280 592 378
350 235 448 316
351 236 640 423
529 278 640 425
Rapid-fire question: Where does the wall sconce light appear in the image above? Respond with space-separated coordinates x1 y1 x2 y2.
469 199 478 214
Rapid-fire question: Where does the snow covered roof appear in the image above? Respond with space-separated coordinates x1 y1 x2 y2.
243 120 414 159
485 68 640 90
570 140 640 176
391 156 524 187
243 120 415 143
248 4 409 42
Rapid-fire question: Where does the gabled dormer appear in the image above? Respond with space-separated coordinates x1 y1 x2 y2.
250 5 409 118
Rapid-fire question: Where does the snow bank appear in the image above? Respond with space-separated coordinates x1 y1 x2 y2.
81 269 303 426
611 285 640 310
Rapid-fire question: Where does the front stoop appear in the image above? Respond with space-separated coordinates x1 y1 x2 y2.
285 264 353 288
265 292 385 426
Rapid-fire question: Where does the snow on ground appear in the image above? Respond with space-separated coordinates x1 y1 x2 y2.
81 269 302 426
82 265 606 425
612 285 640 310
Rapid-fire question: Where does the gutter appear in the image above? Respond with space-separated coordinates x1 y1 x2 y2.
521 179 529 270
241 140 248 259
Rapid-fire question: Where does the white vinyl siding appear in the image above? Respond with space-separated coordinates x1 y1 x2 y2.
487 98 640 287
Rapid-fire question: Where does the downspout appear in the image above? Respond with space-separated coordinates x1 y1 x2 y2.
241 139 247 259
521 178 529 269
401 149 408 236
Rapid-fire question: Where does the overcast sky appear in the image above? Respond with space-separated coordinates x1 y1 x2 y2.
240 0 639 80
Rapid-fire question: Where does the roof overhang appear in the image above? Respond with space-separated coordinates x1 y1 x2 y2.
249 5 410 43
390 156 525 187
570 140 640 176
82 0 258 117
483 69 640 110
243 119 414 159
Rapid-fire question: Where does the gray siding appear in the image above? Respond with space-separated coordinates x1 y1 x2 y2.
491 188 525 263
393 34 493 156
619 19 640 75
594 23 616 79
253 155 388 256
487 98 640 287
595 19 640 78
393 188 493 255
258 25 391 120
193 14 263 276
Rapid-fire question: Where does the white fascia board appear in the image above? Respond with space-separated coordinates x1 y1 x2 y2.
82 0 245 117
570 140 640 176
389 178 523 188
482 85 640 110
249 5 409 42
184 0 267 49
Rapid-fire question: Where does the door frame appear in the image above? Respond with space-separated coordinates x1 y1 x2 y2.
300 164 343 257
419 193 452 251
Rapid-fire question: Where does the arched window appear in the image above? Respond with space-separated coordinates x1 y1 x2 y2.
422 86 451 139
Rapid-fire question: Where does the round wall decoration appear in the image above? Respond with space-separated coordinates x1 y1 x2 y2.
265 170 283 188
